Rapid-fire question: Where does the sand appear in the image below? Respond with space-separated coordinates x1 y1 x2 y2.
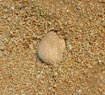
0 0 105 95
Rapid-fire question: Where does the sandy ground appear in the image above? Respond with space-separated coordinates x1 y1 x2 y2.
0 0 105 95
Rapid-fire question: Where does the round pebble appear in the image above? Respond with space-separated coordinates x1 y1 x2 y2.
37 32 65 66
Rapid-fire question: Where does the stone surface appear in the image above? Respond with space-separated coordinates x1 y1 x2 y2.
37 32 65 65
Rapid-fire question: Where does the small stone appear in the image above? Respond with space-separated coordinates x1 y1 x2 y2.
11 7 15 10
65 38 72 51
66 42 72 51
7 17 12 22
37 32 65 66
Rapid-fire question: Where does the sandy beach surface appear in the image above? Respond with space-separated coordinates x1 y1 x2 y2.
0 0 105 95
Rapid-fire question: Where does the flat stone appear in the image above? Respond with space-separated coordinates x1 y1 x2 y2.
37 32 65 66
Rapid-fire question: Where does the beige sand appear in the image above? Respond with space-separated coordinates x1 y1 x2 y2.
0 0 105 95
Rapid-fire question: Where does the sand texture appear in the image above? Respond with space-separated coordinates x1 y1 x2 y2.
0 0 105 95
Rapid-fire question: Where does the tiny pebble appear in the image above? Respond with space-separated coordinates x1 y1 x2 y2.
65 39 72 51
11 7 15 10
37 32 65 66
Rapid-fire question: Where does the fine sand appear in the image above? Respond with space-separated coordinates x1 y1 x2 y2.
0 0 105 95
